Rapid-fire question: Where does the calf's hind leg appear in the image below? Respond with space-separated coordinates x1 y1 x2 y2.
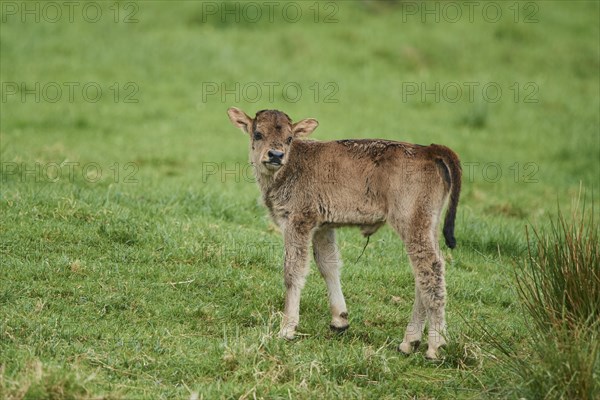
313 228 348 331
392 216 447 359
405 238 447 359
398 284 427 354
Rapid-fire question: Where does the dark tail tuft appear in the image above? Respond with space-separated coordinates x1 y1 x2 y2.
438 146 462 249
443 214 457 249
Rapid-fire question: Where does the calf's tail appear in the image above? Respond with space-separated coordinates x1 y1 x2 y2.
432 145 462 249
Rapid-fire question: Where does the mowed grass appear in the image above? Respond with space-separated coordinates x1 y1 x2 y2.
1 1 599 398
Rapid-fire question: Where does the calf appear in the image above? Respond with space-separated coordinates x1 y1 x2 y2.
227 107 461 359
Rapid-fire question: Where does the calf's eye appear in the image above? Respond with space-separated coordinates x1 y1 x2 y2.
253 132 263 141
286 136 293 144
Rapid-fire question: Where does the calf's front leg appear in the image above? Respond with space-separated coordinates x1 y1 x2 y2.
279 222 313 340
312 227 348 331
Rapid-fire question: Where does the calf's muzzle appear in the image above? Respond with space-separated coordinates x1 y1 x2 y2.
267 149 285 164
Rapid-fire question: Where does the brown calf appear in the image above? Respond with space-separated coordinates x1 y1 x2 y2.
227 107 461 359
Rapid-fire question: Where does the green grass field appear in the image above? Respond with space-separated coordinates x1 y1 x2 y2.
1 1 599 398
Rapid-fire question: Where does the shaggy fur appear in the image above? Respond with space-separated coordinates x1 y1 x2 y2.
227 107 462 359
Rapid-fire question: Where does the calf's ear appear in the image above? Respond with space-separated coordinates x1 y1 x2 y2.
227 107 253 134
292 118 319 137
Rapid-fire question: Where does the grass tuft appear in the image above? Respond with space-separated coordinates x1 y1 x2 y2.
520 203 599 330
480 199 600 399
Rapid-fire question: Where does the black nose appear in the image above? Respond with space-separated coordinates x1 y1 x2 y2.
268 150 284 163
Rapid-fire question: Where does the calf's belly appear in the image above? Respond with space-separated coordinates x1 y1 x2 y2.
321 202 387 226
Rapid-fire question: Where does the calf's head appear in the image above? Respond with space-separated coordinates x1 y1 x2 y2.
227 107 319 175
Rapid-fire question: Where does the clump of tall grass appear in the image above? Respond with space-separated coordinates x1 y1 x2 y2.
520 205 599 331
484 201 599 399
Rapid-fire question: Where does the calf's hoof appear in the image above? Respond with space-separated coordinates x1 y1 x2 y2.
329 323 349 333
425 348 438 360
425 344 446 361
279 326 297 341
398 340 420 355
330 312 349 333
